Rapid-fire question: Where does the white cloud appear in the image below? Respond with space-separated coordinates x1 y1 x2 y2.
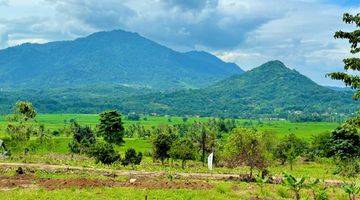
0 0 358 86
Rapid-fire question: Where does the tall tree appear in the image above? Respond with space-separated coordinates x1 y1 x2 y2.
328 13 360 98
97 110 125 145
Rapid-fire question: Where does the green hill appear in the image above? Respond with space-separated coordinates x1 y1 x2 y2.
0 30 243 91
120 61 357 118
0 60 357 118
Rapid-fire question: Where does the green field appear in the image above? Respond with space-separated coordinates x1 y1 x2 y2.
0 114 356 200
0 114 341 140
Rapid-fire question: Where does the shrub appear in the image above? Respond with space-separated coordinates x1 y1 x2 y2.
89 142 121 165
68 122 96 154
329 123 360 176
121 148 142 169
274 133 308 170
151 126 177 165
307 132 332 160
170 137 196 169
14 101 37 121
224 128 272 178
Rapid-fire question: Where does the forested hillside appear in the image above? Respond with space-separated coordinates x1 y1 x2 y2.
0 30 243 91
1 61 357 119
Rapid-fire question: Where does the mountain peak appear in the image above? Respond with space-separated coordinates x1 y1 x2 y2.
259 60 287 69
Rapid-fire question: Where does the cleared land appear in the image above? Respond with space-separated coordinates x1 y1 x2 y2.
0 114 355 199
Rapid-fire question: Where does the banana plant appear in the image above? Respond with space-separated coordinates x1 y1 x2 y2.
342 182 360 200
283 173 320 200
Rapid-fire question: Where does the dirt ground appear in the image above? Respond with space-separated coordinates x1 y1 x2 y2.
0 174 213 190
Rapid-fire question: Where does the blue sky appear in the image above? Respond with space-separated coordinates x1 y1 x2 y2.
0 0 359 86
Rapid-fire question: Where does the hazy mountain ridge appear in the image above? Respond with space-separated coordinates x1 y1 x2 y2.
0 30 244 91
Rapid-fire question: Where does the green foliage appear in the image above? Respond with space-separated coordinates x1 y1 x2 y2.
127 113 141 121
330 123 360 176
170 137 196 169
6 123 33 142
89 142 121 165
224 128 272 178
193 124 216 166
328 12 360 99
97 110 124 145
275 133 308 170
307 132 333 159
125 123 150 138
342 181 360 200
0 61 355 119
68 122 96 154
330 124 360 160
14 101 37 121
121 148 142 169
151 126 177 164
118 60 356 119
283 173 320 200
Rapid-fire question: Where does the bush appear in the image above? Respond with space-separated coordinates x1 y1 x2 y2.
68 122 96 154
151 126 177 164
89 142 121 165
307 132 332 160
224 128 272 178
121 148 142 169
274 133 308 170
170 137 196 169
330 123 360 176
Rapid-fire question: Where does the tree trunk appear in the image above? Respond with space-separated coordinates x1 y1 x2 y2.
182 160 186 169
250 165 253 179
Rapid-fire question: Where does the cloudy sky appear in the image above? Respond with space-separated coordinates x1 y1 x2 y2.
0 0 359 86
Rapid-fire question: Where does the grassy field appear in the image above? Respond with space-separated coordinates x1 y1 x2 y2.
0 114 354 199
0 114 341 140
0 182 350 200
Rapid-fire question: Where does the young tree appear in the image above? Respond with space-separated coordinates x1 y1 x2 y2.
170 137 196 169
151 126 177 165
225 128 271 178
89 142 121 165
121 148 142 169
327 13 360 98
330 124 360 176
191 124 216 166
14 101 37 121
97 110 124 145
68 122 96 154
274 133 307 170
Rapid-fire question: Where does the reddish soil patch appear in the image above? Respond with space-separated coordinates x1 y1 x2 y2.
39 178 117 190
121 180 213 190
38 178 213 190
0 175 35 189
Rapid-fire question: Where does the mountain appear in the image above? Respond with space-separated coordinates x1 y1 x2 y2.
0 30 243 91
0 60 357 118
119 61 358 117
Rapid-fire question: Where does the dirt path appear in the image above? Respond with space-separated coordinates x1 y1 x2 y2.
0 162 345 186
